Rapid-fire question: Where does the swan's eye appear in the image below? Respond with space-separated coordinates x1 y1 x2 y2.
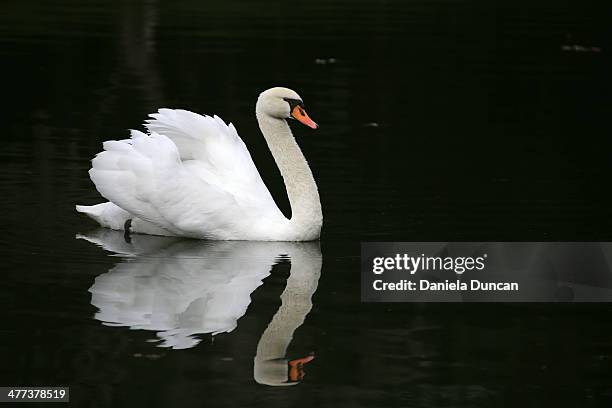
282 97 303 113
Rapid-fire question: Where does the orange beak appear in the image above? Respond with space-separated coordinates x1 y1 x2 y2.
291 105 318 129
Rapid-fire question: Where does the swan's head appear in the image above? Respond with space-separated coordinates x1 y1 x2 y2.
257 87 318 129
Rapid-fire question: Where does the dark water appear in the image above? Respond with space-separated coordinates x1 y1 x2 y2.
2 0 612 406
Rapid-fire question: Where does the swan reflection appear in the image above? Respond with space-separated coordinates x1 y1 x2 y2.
79 229 321 385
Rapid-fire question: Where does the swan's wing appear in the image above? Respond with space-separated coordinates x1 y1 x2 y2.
88 130 274 239
144 109 279 212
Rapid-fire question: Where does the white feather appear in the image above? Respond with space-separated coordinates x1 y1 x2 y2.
78 110 286 240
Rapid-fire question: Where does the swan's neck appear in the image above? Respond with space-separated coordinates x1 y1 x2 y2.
256 110 322 240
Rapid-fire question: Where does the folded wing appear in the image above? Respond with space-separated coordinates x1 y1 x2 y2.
145 109 278 210
87 110 283 239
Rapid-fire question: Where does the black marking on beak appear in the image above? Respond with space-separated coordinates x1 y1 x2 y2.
283 97 304 110
283 97 306 120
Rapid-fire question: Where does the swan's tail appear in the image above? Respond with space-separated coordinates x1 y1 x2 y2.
76 202 175 236
76 202 132 230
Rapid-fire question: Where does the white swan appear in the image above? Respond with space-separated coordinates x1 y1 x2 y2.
76 87 322 241
80 230 321 385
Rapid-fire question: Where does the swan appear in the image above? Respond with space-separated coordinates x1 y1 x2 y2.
76 87 322 241
80 230 321 385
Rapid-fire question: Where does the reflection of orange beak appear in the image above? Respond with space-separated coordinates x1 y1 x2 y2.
291 105 318 129
288 354 315 382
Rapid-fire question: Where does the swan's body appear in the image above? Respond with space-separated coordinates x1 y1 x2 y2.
76 87 322 241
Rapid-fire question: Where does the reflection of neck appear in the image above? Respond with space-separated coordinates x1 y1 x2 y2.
254 243 322 384
256 110 322 240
